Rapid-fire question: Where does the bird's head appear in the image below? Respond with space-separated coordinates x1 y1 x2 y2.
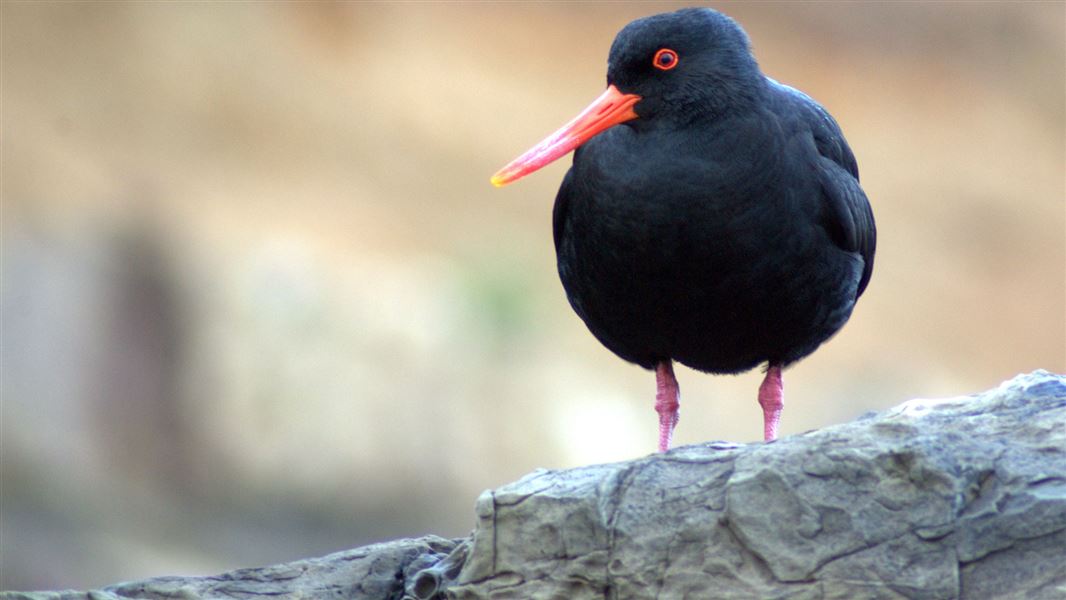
492 8 762 187
608 8 761 125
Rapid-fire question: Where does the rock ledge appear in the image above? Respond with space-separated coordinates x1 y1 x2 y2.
8 371 1065 600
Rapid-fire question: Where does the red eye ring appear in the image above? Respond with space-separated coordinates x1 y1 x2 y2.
653 48 679 71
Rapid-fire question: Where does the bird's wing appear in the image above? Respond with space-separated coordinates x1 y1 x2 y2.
783 85 876 299
817 156 876 298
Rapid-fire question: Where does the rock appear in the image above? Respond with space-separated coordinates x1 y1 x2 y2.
4 537 461 600
6 371 1065 600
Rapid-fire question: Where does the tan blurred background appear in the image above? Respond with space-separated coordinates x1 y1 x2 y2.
2 1 1063 591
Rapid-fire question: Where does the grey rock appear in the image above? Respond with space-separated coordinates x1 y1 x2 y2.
7 371 1065 600
4 536 460 600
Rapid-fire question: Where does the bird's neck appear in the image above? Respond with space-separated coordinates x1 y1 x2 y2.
656 74 769 130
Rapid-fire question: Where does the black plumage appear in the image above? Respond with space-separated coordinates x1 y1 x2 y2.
494 8 875 449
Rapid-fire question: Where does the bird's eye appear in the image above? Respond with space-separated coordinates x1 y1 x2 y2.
652 48 679 71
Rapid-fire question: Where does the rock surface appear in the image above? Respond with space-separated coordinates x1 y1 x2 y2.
7 371 1066 600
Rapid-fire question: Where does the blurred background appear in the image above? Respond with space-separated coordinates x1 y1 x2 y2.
2 1 1063 590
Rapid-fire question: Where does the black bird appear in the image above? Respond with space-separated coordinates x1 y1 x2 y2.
492 8 875 451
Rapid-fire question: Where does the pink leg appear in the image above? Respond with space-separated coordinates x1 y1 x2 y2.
758 365 784 441
655 361 680 452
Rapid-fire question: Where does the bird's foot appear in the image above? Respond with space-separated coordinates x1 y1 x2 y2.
655 361 681 452
758 365 784 441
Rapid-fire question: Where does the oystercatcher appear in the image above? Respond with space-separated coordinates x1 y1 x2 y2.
492 8 875 451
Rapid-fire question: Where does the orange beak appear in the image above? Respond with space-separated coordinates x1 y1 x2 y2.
491 85 641 187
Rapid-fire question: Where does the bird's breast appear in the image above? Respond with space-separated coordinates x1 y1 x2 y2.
555 125 858 372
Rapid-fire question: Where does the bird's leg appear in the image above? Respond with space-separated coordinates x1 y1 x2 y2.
758 365 784 441
655 360 680 452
